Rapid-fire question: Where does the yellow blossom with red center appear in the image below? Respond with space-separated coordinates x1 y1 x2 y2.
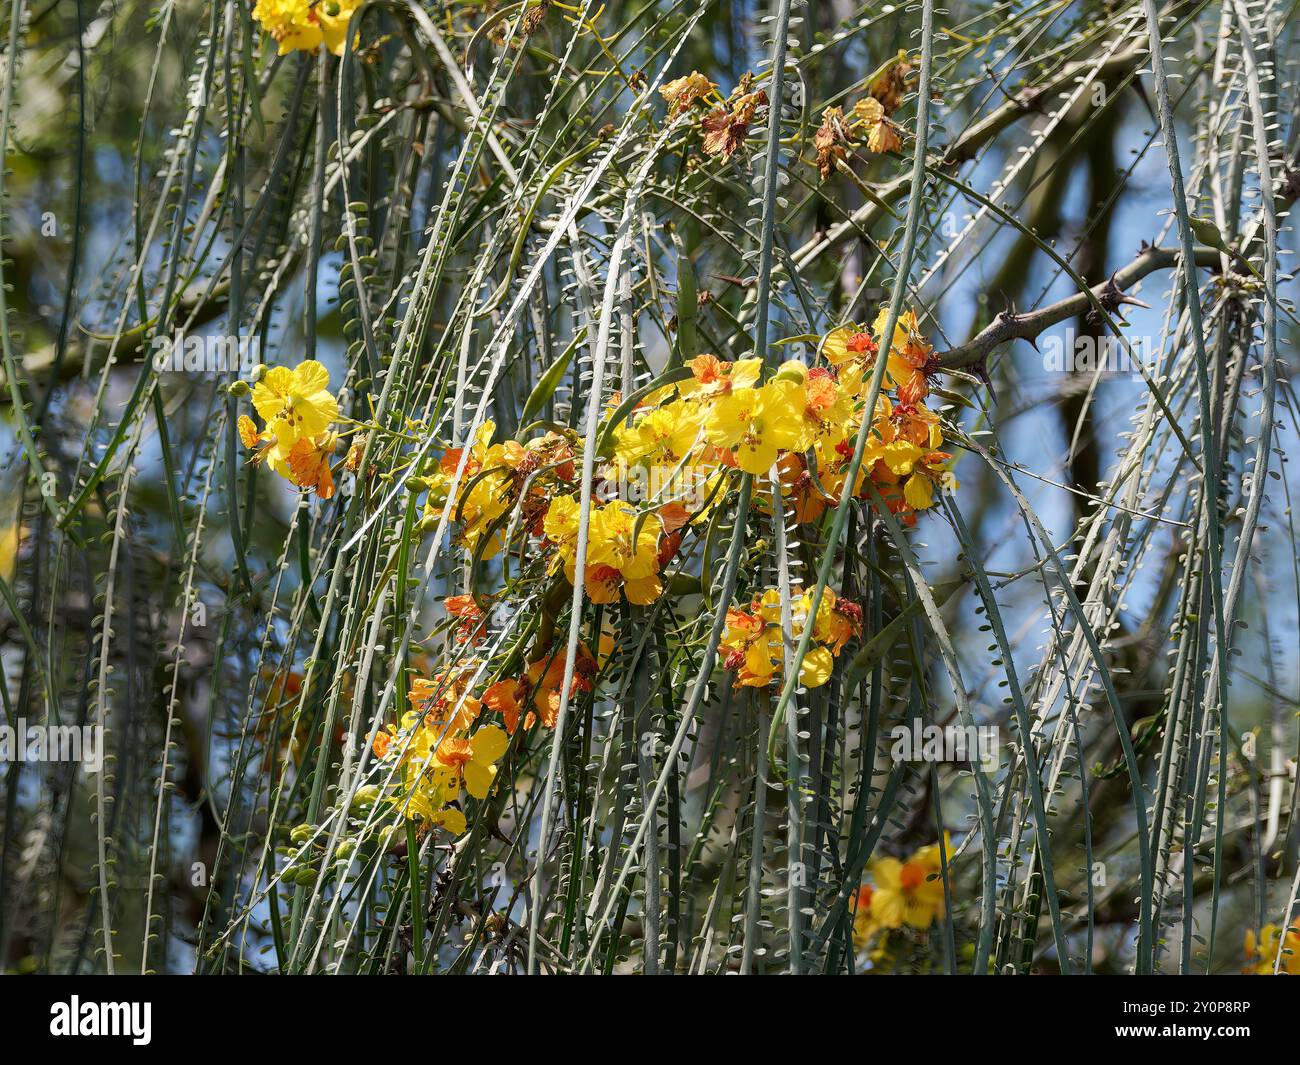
720 586 858 689
868 837 949 930
705 380 810 475
239 361 341 499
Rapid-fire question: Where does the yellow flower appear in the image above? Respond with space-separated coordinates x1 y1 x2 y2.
868 837 949 930
544 498 666 605
584 502 664 605
903 473 933 510
678 354 762 399
721 587 853 689
436 724 509 800
798 646 834 687
252 360 338 448
385 737 462 830
819 325 879 394
457 446 517 558
588 502 661 580
316 0 360 54
878 440 925 476
705 381 809 475
252 0 360 57
407 673 480 736
423 424 525 559
429 806 467 836
543 493 581 565
1243 923 1300 975
614 403 704 468
870 307 933 396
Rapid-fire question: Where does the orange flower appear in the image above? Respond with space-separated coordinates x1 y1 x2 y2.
444 594 488 644
408 668 481 733
779 453 831 524
525 644 598 727
657 530 683 569
287 435 336 499
658 501 693 533
483 678 530 734
434 736 474 771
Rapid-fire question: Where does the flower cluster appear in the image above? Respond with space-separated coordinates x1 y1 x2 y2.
660 71 769 161
238 360 344 499
370 663 508 836
252 0 360 56
412 304 953 613
813 51 917 178
367 635 603 837
852 837 949 954
800 308 955 525
254 306 955 841
721 587 861 689
423 420 577 560
482 640 600 734
543 497 673 605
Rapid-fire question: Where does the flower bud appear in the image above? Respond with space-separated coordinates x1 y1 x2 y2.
774 359 808 384
350 785 381 814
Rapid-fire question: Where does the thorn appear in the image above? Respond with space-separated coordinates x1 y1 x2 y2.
1098 274 1150 324
971 358 996 404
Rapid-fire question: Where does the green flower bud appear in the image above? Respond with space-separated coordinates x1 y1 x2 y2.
350 785 381 814
773 359 808 383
